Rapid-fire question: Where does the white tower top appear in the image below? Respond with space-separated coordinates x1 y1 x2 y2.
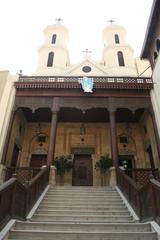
36 20 70 75
103 23 127 46
102 22 136 76
43 21 69 47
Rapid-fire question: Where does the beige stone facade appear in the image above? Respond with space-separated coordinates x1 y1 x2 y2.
4 107 159 186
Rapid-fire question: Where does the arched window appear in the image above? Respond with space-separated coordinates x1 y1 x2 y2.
47 52 54 67
117 51 125 66
156 39 160 52
115 34 120 44
52 34 56 44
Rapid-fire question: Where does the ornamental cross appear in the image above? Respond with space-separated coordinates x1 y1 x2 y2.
108 19 115 24
55 18 63 23
82 48 92 57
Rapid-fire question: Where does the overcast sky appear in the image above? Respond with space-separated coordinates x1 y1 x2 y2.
0 0 153 75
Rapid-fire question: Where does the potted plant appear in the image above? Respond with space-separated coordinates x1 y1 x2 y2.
55 155 73 185
95 154 112 186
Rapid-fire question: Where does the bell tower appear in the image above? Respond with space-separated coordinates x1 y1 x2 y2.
36 19 70 75
102 22 137 76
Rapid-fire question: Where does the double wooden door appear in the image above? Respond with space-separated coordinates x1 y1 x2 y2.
72 154 93 186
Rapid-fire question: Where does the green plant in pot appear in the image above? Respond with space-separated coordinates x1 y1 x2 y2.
95 154 112 186
55 155 73 185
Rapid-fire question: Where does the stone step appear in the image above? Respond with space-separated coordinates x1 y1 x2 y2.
42 199 122 204
31 214 133 222
48 189 116 193
42 197 123 202
46 191 119 195
50 186 114 189
13 221 152 232
48 187 115 192
8 230 157 240
36 209 130 216
40 201 125 206
38 205 127 211
44 195 121 201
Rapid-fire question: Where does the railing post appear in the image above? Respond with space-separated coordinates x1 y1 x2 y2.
137 192 142 221
150 180 157 221
10 176 17 218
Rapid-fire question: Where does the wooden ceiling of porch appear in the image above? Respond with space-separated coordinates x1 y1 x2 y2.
21 107 144 123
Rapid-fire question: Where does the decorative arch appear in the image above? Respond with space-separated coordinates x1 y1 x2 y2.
31 148 48 155
52 34 57 44
117 51 125 66
117 132 137 168
27 132 48 161
47 52 54 67
115 34 120 44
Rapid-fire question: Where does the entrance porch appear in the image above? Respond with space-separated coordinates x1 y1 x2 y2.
2 97 160 186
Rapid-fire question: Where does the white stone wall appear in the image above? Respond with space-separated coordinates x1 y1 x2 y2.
0 71 18 181
151 54 160 138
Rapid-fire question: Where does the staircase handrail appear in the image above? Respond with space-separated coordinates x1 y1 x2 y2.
150 178 160 224
21 165 50 217
0 178 16 230
0 166 50 230
117 167 160 222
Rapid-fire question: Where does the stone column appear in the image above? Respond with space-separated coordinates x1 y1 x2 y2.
47 97 59 165
108 107 118 168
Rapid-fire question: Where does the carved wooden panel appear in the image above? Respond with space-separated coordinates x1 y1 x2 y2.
72 155 93 186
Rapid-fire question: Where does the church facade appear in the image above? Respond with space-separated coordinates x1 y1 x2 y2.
0 21 159 186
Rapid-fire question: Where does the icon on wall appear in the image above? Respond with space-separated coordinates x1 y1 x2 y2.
81 77 94 93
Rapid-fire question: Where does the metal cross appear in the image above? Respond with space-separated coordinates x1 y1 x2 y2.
82 48 92 57
108 19 115 24
55 18 63 23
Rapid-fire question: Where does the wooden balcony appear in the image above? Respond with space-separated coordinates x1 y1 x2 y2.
16 75 153 90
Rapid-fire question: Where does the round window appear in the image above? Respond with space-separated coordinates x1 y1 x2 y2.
82 66 92 73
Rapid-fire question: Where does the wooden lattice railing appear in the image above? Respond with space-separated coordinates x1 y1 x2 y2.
15 75 153 90
117 167 160 222
0 166 50 230
5 167 41 186
125 168 160 187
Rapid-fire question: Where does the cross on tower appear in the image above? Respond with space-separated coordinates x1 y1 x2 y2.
82 48 92 57
108 19 115 24
55 18 63 23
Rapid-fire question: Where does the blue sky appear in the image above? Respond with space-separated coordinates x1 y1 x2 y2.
0 0 153 74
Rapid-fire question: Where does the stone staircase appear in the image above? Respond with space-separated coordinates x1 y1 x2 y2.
7 186 158 239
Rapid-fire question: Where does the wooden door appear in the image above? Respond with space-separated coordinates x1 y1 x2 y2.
72 155 93 186
30 154 47 168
